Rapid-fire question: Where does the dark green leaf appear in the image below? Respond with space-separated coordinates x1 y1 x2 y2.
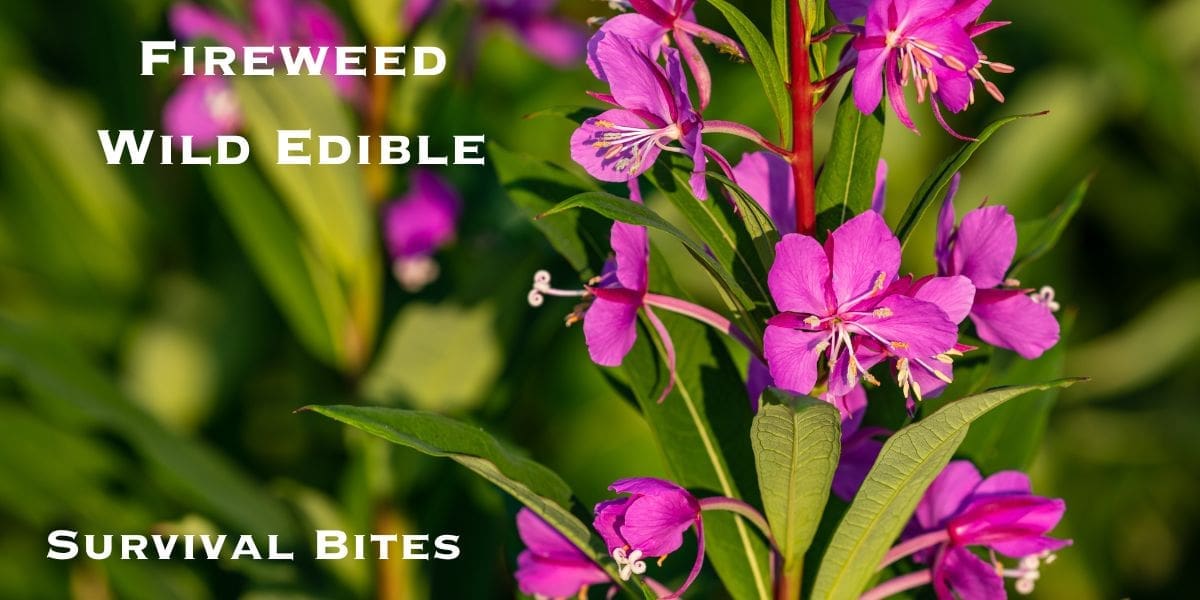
0 318 298 543
815 88 885 235
705 0 791 144
490 142 609 277
1011 176 1091 276
895 112 1046 247
205 164 340 366
303 405 653 599
522 105 603 124
812 379 1085 600
751 389 841 582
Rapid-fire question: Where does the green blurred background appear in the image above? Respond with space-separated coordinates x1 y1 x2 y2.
0 0 1197 598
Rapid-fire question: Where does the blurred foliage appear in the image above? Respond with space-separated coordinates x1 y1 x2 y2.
0 0 1196 598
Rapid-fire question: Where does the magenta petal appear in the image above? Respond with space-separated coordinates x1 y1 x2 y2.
584 297 640 367
934 176 960 274
763 326 828 395
826 211 901 308
593 498 632 551
951 496 1068 555
518 17 587 68
170 4 248 47
884 53 917 131
851 46 889 115
515 551 609 598
915 460 983 530
769 234 831 315
937 546 1007 600
970 289 1060 359
853 295 957 359
517 508 587 562
586 14 667 80
610 222 649 291
250 0 295 47
732 151 795 235
974 470 1033 497
746 357 772 410
609 477 687 497
383 169 462 260
830 0 873 23
163 76 241 149
911 275 976 323
619 493 696 557
570 109 663 182
594 34 673 120
951 205 1017 288
871 159 888 214
833 426 884 501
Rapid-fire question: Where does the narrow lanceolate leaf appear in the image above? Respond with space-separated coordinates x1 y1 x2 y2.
615 249 773 600
812 379 1085 600
895 112 1046 247
489 142 610 277
705 0 791 144
815 88 885 236
302 405 653 599
1011 176 1091 276
205 164 341 367
751 390 841 581
540 191 762 340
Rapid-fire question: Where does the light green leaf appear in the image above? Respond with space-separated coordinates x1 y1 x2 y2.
302 405 653 599
705 0 791 144
233 75 380 371
812 379 1085 600
814 87 885 235
362 303 501 413
350 0 402 45
1011 176 1091 276
751 389 841 587
205 164 341 366
895 112 1045 247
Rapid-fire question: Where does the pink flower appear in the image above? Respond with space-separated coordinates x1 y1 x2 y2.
571 33 708 199
593 477 705 597
482 0 587 68
906 461 1070 599
165 0 355 147
513 509 609 598
588 0 745 110
763 211 964 397
835 0 1014 138
382 170 462 292
936 183 1061 359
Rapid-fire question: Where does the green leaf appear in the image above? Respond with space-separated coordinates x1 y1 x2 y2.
362 303 502 413
350 0 402 44
956 315 1075 472
705 0 791 144
751 389 841 584
1010 176 1091 276
0 317 298 543
771 0 788 79
540 191 761 336
233 75 380 371
894 112 1045 247
204 164 341 366
642 159 776 341
811 379 1085 600
814 88 885 235
301 405 652 598
522 105 603 124
490 142 609 277
616 248 773 600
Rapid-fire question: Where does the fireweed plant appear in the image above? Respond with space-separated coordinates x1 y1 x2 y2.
516 0 1084 598
285 1 1089 599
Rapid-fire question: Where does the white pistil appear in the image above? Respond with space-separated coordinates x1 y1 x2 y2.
1030 286 1060 312
204 86 238 124
995 550 1057 595
527 270 587 307
612 547 647 581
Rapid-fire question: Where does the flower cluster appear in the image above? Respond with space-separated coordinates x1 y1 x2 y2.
519 0 1073 598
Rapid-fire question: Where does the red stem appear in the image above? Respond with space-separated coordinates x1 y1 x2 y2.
789 1 816 235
